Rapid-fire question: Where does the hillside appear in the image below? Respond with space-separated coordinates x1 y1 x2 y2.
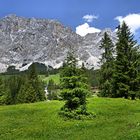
0 98 140 140
0 15 116 72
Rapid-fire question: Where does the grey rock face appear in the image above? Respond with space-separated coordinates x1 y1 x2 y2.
0 15 117 72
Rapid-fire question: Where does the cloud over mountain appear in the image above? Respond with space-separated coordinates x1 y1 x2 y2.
115 13 140 34
76 23 101 36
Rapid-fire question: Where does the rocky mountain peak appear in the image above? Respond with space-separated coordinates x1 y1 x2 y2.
0 15 117 72
5 14 17 19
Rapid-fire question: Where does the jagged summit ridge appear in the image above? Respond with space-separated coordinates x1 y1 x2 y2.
0 14 116 72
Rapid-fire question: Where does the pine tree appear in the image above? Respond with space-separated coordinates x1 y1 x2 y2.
6 76 23 104
60 51 92 119
0 77 8 105
113 22 140 99
28 63 46 101
17 79 37 103
99 32 114 97
137 51 140 99
129 47 140 99
0 77 5 96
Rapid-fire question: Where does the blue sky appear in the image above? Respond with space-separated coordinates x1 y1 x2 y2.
0 0 140 40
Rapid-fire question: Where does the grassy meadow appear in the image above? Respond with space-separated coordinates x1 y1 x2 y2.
39 74 60 85
0 97 140 140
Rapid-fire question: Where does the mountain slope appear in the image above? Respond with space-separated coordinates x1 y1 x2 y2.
0 15 116 72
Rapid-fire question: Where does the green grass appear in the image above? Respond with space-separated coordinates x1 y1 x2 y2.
0 98 140 140
39 74 60 85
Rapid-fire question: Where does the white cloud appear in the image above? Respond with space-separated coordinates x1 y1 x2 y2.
83 14 98 23
76 23 101 36
115 13 140 34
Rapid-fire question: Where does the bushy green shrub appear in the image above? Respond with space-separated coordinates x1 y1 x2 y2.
59 51 94 119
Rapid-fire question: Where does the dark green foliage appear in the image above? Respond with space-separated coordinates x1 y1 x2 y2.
0 77 9 105
137 52 140 98
27 63 46 101
60 52 92 119
86 69 100 88
99 32 114 97
100 32 114 63
113 22 140 99
47 91 59 100
28 62 47 75
0 63 46 105
6 76 23 104
47 79 56 93
6 66 20 74
17 80 37 103
16 68 46 103
3 62 59 76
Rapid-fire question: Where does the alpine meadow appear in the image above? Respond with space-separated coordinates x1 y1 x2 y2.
0 0 140 140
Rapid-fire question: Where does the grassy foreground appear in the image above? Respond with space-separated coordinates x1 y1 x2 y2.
0 98 140 140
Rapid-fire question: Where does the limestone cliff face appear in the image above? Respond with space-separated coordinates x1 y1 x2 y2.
0 15 117 72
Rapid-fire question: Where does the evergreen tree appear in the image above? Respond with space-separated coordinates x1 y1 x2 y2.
60 51 92 119
99 32 114 97
6 76 23 104
0 77 4 96
0 63 46 105
0 77 8 105
28 63 46 101
17 79 37 103
113 22 140 99
86 68 100 88
137 51 140 99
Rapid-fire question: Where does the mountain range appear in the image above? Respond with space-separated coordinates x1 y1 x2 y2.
0 14 117 72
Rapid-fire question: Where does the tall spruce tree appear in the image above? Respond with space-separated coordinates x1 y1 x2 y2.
0 77 8 105
99 32 114 97
6 76 23 104
28 63 46 101
60 51 91 118
113 22 140 99
137 51 140 99
17 79 37 103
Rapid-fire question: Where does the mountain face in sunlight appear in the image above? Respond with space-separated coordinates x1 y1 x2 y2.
0 15 116 72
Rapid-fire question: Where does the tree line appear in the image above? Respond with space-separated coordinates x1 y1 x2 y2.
0 63 46 105
99 22 140 99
